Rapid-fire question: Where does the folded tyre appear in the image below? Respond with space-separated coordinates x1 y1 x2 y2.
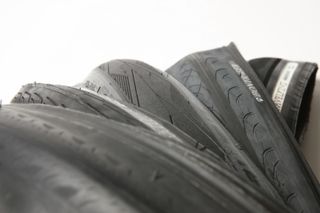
13 83 231 166
12 83 183 143
0 104 291 213
249 58 318 142
12 82 281 201
166 43 320 213
74 59 283 200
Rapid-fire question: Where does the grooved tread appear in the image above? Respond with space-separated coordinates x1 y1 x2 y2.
0 104 290 213
166 45 320 213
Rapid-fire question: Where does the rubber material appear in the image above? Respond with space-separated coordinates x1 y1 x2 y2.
0 104 292 213
11 83 226 165
166 43 320 213
75 59 287 200
249 58 318 142
12 81 284 201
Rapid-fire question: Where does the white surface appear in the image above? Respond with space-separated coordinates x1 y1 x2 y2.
302 73 320 180
0 0 319 178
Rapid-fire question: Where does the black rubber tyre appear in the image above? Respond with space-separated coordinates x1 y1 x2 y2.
166 43 320 213
11 83 188 143
12 82 283 200
0 104 291 213
12 83 230 167
74 59 286 200
76 60 251 156
249 58 318 142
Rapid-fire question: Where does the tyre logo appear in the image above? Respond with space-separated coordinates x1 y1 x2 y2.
272 62 298 111
229 61 264 102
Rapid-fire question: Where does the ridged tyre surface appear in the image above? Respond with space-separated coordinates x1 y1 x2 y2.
166 43 320 213
0 104 292 213
12 82 283 201
74 59 285 200
249 58 318 142
12 83 227 166
12 83 184 143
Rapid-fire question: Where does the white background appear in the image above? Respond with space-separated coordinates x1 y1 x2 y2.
0 0 319 178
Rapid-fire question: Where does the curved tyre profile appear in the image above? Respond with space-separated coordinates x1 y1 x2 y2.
12 83 226 164
166 43 320 213
74 60 284 201
12 83 179 142
0 104 291 213
11 82 282 201
249 57 318 141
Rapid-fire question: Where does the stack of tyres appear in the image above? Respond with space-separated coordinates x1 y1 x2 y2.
4 42 318 213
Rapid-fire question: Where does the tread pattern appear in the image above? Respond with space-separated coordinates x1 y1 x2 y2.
77 59 284 201
0 104 292 213
12 83 211 150
110 73 134 103
12 83 147 128
166 46 320 213
179 62 218 114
